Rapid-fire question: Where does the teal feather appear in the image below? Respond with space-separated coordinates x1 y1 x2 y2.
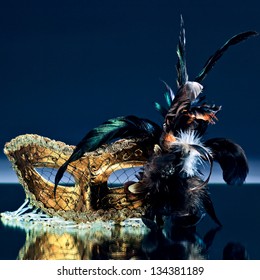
164 92 172 108
54 115 162 195
154 102 168 117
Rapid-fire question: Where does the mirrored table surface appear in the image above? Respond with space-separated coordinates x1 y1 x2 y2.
0 183 259 260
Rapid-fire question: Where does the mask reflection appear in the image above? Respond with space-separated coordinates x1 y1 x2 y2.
15 222 248 260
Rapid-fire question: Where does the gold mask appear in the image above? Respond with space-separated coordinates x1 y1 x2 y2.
3 134 152 225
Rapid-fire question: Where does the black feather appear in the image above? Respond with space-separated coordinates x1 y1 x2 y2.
202 192 222 226
195 31 258 83
204 138 249 185
176 15 188 87
54 115 162 196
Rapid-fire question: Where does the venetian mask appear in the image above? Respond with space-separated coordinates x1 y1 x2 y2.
3 133 153 225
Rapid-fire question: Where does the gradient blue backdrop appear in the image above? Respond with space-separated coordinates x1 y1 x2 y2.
0 0 259 181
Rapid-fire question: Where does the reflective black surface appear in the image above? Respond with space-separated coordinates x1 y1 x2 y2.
0 183 259 260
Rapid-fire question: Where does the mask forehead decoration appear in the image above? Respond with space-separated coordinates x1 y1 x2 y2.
1 17 256 229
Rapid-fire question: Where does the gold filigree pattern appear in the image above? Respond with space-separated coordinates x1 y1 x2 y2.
4 134 153 223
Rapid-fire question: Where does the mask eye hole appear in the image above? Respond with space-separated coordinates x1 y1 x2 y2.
107 166 142 189
34 167 75 187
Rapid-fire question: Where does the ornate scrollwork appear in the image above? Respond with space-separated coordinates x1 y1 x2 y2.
3 134 153 224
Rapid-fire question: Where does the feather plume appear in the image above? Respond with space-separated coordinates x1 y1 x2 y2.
204 138 249 185
195 31 258 83
173 130 212 177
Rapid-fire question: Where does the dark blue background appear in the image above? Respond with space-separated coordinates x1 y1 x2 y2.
0 1 260 260
0 0 259 161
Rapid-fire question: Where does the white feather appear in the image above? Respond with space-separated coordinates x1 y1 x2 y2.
172 130 211 177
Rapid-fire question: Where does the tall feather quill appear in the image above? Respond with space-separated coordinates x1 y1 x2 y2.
176 15 188 88
195 31 258 83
